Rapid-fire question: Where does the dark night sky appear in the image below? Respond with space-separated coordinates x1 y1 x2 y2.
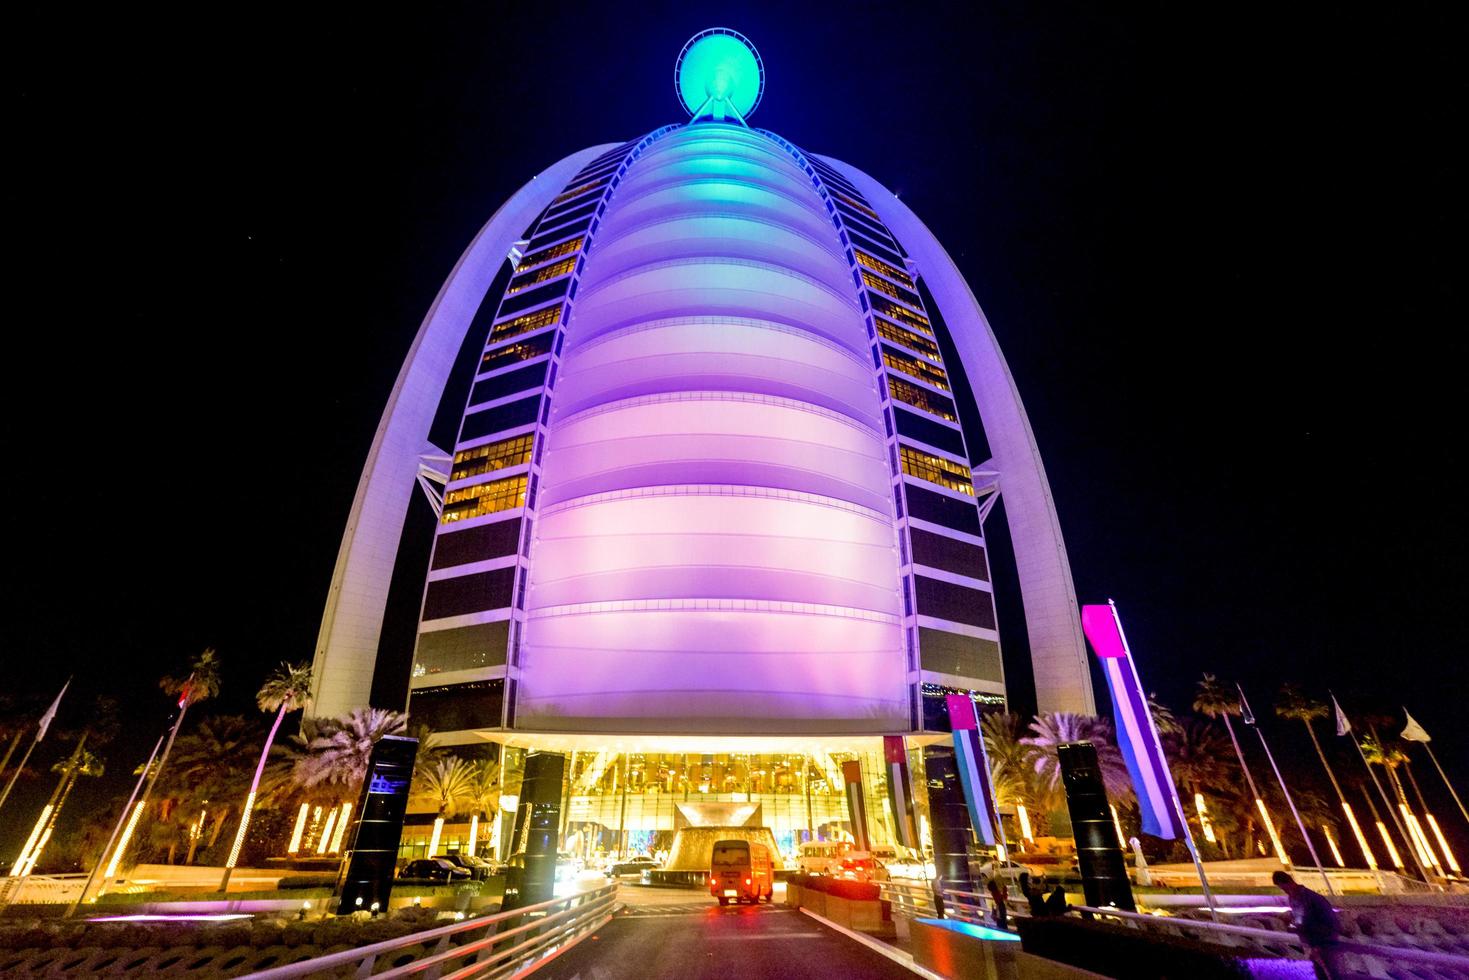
4 3 1464 856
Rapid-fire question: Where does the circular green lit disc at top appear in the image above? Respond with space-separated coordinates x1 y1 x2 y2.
675 28 764 120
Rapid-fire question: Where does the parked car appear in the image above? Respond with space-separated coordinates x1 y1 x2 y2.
435 853 489 880
399 858 472 883
976 859 1029 884
606 857 659 879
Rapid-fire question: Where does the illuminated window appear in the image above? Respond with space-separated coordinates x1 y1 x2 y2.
490 306 559 343
516 237 584 273
507 257 576 294
875 318 940 360
870 296 930 333
889 376 957 420
481 333 554 374
834 191 880 221
901 445 973 495
552 178 607 205
450 434 534 482
442 475 528 524
883 348 950 391
855 250 914 287
861 271 923 308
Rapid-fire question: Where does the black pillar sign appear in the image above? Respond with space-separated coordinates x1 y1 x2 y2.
335 734 419 914
502 751 566 911
1058 740 1135 911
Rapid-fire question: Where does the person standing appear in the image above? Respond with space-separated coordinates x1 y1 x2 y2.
985 875 1010 930
1273 870 1344 978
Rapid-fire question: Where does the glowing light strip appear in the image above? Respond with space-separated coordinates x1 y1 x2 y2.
106 802 146 879
19 827 54 876
1401 807 1443 875
428 817 444 857
1016 804 1033 843
316 807 339 855
13 806 52 873
1425 814 1461 875
1195 793 1217 844
1342 803 1377 870
1110 805 1126 849
91 913 252 922
1375 820 1404 869
466 814 479 858
329 803 352 853
287 804 309 853
225 792 255 870
1255 798 1289 866
1323 825 1345 866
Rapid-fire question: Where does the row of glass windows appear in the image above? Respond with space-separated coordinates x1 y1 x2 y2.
450 433 534 482
847 229 907 272
552 178 607 205
889 376 957 421
517 236 585 274
507 257 576 295
870 294 931 333
860 270 923 309
883 347 951 391
480 333 553 375
875 318 941 361
490 306 559 344
855 250 914 288
900 445 974 496
833 190 880 221
441 474 528 524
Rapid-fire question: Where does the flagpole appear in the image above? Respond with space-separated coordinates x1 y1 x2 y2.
1244 704 1334 895
65 729 166 917
1421 744 1469 828
1333 693 1433 887
0 739 39 817
1402 709 1469 829
0 678 70 818
1107 603 1219 921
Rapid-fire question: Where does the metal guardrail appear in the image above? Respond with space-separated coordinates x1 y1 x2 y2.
941 888 998 926
240 883 618 980
0 873 88 906
876 880 939 920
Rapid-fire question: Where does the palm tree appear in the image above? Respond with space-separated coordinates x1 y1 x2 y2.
462 758 502 857
158 714 260 864
6 737 104 883
981 712 1044 813
219 662 312 891
1195 674 1280 861
1022 713 1133 811
292 707 408 793
137 648 223 829
414 757 475 821
1275 684 1345 800
1147 693 1182 736
1164 719 1235 855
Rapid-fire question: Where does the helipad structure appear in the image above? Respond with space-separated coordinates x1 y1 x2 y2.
309 29 1093 855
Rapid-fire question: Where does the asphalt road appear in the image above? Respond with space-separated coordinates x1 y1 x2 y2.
538 898 916 980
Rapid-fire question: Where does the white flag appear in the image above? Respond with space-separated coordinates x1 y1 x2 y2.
1401 710 1432 744
1331 694 1352 737
35 678 71 742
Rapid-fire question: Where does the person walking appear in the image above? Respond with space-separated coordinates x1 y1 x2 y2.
1273 870 1344 978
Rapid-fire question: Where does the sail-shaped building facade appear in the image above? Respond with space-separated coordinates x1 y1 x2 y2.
308 29 1093 858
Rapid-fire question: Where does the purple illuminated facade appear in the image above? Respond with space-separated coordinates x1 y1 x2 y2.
309 45 1096 743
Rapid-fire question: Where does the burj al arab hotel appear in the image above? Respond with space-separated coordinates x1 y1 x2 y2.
308 29 1094 859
